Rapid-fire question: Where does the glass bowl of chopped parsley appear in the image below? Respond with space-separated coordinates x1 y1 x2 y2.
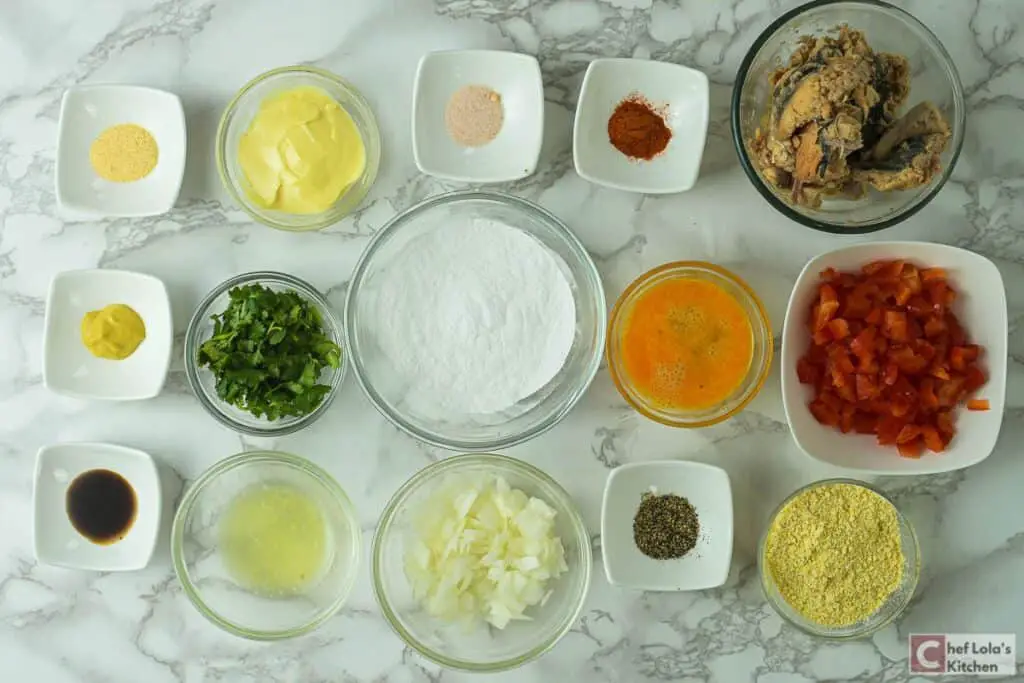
185 271 345 436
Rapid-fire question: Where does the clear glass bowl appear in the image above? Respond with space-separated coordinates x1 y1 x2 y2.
171 451 361 640
606 262 772 427
731 0 965 233
184 271 345 436
345 190 606 451
372 453 592 672
216 66 381 232
758 478 920 639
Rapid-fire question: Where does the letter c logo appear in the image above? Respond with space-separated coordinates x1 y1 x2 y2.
916 639 942 670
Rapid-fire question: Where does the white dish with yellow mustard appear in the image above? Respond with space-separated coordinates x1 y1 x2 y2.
43 269 173 401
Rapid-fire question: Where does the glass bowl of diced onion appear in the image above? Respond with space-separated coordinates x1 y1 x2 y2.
371 453 592 672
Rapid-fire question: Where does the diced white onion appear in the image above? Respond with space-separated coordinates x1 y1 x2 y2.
403 474 569 629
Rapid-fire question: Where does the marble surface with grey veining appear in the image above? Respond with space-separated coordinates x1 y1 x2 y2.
2 0 1023 681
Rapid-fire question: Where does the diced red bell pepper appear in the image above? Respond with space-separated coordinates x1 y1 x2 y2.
950 345 980 371
883 310 909 342
897 438 924 458
896 424 921 444
828 318 851 340
921 425 945 452
856 373 880 401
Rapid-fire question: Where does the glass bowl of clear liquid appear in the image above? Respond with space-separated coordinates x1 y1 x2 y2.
171 450 361 640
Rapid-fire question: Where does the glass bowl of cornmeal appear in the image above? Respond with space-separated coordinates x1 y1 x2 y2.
216 66 381 231
757 478 920 639
171 450 361 640
607 262 772 427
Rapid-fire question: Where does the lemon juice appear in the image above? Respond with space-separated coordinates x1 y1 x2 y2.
219 482 329 596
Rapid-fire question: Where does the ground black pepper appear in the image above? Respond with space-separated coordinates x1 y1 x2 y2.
633 492 700 560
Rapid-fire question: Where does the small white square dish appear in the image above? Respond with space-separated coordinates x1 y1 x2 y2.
412 50 544 183
56 84 187 217
573 58 709 194
601 460 733 591
781 241 1008 474
43 269 173 400
33 443 162 571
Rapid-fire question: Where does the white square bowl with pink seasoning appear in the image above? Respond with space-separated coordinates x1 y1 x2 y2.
781 241 1008 475
412 50 544 183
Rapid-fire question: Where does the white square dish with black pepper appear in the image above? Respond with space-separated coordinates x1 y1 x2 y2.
600 460 733 591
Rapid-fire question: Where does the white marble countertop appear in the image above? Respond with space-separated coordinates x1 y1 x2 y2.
2 0 1023 681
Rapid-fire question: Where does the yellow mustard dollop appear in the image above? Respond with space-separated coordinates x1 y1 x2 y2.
238 86 366 214
81 304 146 360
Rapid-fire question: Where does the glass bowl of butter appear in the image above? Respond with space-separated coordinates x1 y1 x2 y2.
172 450 361 640
217 66 381 231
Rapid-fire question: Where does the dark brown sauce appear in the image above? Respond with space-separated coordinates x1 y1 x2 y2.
66 469 137 545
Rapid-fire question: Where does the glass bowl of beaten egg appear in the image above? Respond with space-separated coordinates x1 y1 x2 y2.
216 66 381 231
171 450 361 640
607 261 773 427
757 479 921 639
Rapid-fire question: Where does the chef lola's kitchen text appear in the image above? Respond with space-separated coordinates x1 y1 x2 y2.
910 633 1016 676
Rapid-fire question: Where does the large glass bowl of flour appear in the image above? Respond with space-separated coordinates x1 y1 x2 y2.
345 190 606 451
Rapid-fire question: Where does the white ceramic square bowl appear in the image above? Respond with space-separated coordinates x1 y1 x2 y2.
43 269 173 400
781 242 1008 474
33 443 161 571
412 50 544 183
573 58 709 194
601 461 733 591
56 85 187 217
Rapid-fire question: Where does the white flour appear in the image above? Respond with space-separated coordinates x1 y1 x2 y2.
372 217 576 415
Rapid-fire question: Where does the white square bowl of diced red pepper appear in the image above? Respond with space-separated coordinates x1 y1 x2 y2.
781 241 1007 475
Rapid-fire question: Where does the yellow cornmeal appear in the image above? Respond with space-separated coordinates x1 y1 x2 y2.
237 86 366 214
89 124 158 182
764 483 904 627
80 304 146 360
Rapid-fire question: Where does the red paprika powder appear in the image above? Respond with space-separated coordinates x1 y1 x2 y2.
607 95 672 161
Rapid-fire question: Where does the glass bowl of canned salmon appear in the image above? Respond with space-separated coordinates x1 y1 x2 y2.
344 190 606 451
731 0 965 233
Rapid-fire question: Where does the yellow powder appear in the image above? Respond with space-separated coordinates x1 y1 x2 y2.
90 124 159 182
764 482 904 627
